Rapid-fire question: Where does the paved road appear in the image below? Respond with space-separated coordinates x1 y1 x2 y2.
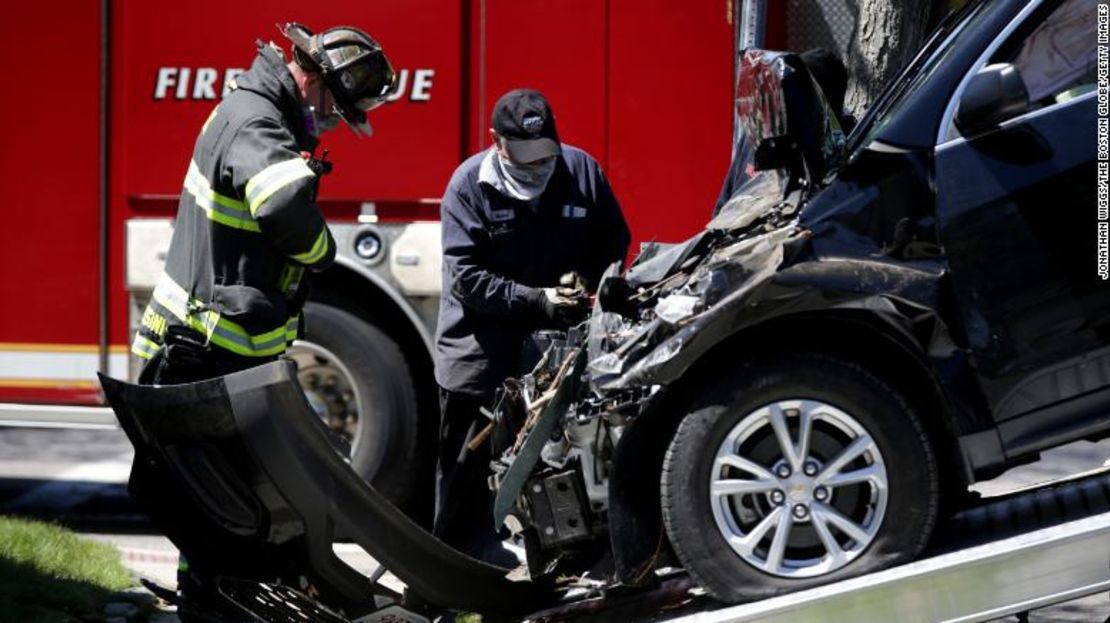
2 425 1109 621
0 426 141 529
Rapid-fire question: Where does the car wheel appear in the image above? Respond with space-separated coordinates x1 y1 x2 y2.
288 302 422 509
661 354 938 602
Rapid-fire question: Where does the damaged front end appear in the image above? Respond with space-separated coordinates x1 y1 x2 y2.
487 49 972 592
483 49 832 587
587 47 845 391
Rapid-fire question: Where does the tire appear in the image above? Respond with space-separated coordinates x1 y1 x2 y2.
289 302 422 508
661 354 939 603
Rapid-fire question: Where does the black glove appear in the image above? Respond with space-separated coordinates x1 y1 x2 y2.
534 272 590 327
162 324 209 367
300 150 333 177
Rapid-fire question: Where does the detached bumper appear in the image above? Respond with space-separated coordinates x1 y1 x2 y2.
100 361 557 618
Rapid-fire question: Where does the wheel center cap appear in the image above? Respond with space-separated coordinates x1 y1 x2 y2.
787 480 811 503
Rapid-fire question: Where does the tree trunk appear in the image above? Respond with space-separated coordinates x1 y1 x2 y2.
844 0 942 118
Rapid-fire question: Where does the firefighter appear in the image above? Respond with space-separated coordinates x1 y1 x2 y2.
128 23 394 613
130 23 396 385
432 89 631 566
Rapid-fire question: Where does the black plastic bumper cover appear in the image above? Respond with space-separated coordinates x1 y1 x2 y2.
99 361 557 617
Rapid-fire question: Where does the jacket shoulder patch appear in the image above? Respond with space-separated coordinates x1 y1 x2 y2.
489 208 515 223
561 205 588 219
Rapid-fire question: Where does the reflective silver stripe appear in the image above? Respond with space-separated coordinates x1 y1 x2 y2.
183 161 260 232
151 274 195 326
245 158 315 215
208 325 287 356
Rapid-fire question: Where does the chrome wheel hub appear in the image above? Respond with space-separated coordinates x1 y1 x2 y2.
288 340 363 454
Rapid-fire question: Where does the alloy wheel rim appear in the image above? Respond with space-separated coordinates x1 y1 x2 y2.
709 399 888 578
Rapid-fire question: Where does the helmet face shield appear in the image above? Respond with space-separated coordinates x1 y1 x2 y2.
281 22 397 137
331 104 373 137
332 59 396 109
356 96 386 112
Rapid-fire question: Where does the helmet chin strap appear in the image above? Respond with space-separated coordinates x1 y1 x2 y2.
315 83 339 132
301 78 340 138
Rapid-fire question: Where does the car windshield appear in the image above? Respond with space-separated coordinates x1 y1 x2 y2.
847 0 998 154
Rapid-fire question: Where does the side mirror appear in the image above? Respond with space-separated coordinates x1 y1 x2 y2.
954 63 1029 137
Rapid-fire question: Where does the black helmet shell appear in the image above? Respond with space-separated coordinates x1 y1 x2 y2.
282 23 397 131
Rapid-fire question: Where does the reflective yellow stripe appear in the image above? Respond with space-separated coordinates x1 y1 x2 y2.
245 158 315 216
183 161 260 232
279 264 304 294
151 273 294 357
206 326 288 357
290 228 330 265
130 334 160 360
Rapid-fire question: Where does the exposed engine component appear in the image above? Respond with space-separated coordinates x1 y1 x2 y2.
522 470 591 548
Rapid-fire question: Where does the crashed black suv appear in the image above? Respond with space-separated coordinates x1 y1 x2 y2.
102 0 1102 618
524 0 1100 602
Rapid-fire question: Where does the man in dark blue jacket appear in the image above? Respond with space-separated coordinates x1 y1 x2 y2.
433 89 630 565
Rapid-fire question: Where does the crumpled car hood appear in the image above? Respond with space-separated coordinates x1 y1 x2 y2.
587 48 846 390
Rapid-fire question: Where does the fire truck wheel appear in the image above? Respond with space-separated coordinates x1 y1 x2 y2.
661 353 939 603
290 302 421 508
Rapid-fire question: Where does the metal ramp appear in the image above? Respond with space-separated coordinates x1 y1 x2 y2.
661 512 1110 623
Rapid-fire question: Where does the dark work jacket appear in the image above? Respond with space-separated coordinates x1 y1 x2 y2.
131 44 336 362
434 146 630 395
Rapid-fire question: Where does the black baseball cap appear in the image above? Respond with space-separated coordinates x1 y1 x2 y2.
491 89 561 163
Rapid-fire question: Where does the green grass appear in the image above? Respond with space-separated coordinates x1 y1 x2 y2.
0 515 134 623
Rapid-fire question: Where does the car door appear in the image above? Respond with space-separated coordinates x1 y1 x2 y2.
934 0 1109 453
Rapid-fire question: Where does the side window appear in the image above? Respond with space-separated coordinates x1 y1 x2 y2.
991 0 1096 111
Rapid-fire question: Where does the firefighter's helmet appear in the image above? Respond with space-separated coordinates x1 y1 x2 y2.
282 23 397 135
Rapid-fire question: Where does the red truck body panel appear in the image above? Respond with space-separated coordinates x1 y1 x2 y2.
0 1 744 405
0 3 104 403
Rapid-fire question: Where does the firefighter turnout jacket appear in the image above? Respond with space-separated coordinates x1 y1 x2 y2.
131 43 336 362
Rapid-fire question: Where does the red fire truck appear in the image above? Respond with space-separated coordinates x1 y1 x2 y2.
1 0 826 489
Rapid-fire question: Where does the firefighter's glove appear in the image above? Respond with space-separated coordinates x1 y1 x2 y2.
162 325 209 367
306 157 333 177
300 150 333 177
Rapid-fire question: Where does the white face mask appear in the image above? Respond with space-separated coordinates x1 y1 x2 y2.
496 154 557 201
